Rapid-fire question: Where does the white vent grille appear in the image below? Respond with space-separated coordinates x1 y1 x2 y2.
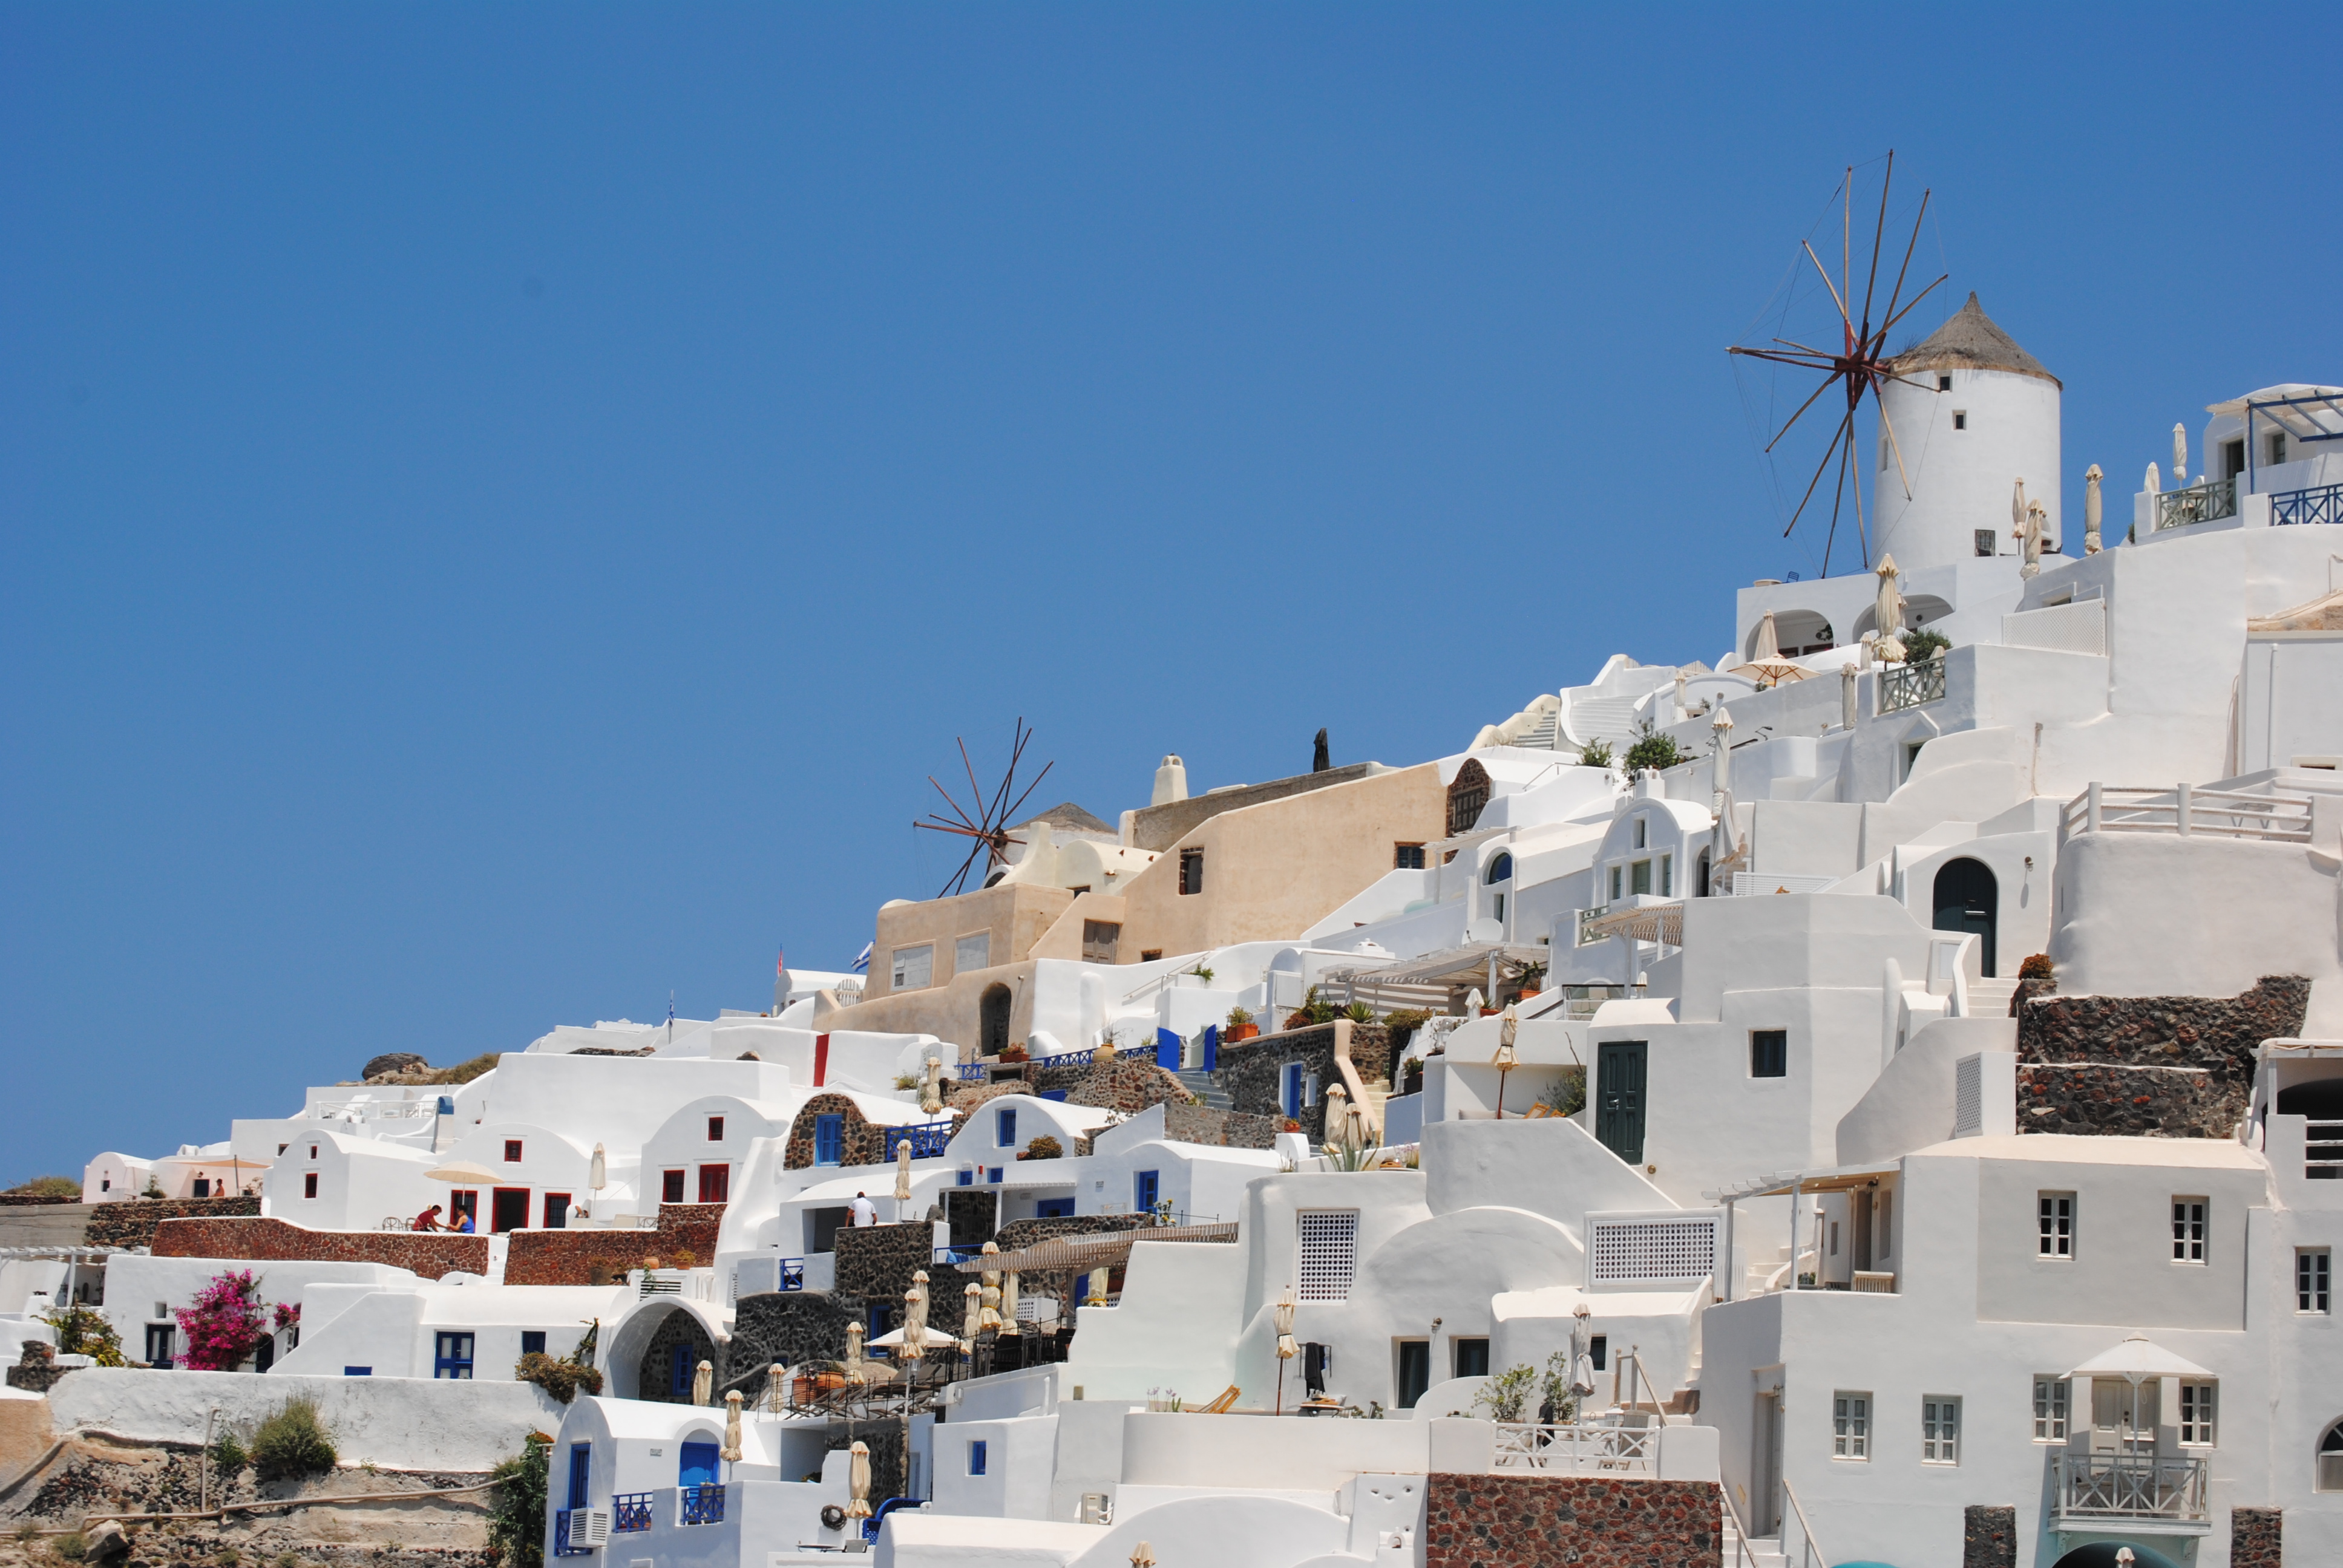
1955 1054 1984 1137
1587 1215 1717 1285
572 1509 611 1548
2003 599 2106 657
1297 1211 1358 1301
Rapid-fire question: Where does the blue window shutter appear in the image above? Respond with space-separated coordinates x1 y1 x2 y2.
568 1443 591 1509
997 1107 1015 1148
815 1114 844 1165
968 1440 987 1476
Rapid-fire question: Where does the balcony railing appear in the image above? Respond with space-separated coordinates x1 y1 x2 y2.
680 1483 726 1526
611 1493 655 1534
957 1061 986 1082
2156 478 2237 531
2272 482 2343 528
2060 782 2315 844
1491 1421 1656 1475
1031 1047 1096 1071
2053 1452 2207 1526
2307 1119 2343 1180
1879 657 1945 713
885 1123 954 1160
1575 905 1609 947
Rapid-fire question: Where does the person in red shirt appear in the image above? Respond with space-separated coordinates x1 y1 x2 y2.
411 1203 446 1232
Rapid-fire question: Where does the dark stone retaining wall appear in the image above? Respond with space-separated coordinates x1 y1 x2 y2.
724 1290 874 1399
636 1304 723 1406
2230 1505 2282 1568
2014 975 2309 1137
1162 1102 1280 1148
834 1222 936 1317
6 1342 68 1393
504 1204 726 1286
151 1215 487 1279
1213 1023 1392 1143
88 1196 261 1250
1961 1504 2016 1568
1423 1474 1720 1568
783 1093 897 1171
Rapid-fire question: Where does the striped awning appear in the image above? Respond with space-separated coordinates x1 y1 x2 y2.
1578 901 1684 946
978 1221 1237 1275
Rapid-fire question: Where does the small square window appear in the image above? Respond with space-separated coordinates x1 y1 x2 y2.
1630 860 1652 896
1974 528 1997 558
2171 1198 2207 1263
2268 432 2287 466
503 1140 523 1163
1751 1030 1788 1078
707 1116 724 1142
661 1169 686 1204
1951 411 1968 431
1452 1338 1490 1377
1633 818 1647 849
1921 1396 1961 1464
2039 1192 2075 1258
522 1331 547 1356
1937 374 1953 392
1833 1392 1870 1459
1394 843 1426 871
988 1168 1003 1184
1588 1334 1607 1370
2300 1249 2332 1313
2033 1377 2069 1442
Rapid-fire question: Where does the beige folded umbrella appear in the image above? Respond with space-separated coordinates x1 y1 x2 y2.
691 1359 712 1406
720 1391 743 1464
847 1441 872 1521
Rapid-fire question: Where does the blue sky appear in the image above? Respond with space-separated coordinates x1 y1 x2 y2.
5 5 2337 1181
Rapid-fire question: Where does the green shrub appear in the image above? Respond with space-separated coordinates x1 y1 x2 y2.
514 1353 603 1403
1289 987 1338 1028
487 1436 551 1568
40 1304 128 1367
53 1533 86 1561
1902 628 1949 662
251 1397 336 1481
4 1176 81 1200
1224 1005 1253 1028
1469 1364 1538 1423
1622 720 1683 775
1342 1002 1376 1025
1576 739 1614 769
210 1428 251 1475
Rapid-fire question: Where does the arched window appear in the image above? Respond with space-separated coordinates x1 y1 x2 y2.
980 984 1014 1057
2319 1419 2343 1491
1485 852 1513 885
1447 759 1492 836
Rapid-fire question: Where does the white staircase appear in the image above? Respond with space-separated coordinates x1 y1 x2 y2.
1722 1517 1788 1568
1562 696 1642 749
1968 975 2021 1018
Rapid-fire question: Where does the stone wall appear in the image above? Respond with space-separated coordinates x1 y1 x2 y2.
833 1222 936 1321
1421 1474 1720 1568
782 1093 896 1171
5 1343 67 1393
1213 1023 1393 1143
635 1307 724 1406
503 1204 727 1286
2014 975 2309 1137
1961 1504 2016 1568
1161 1102 1279 1149
87 1196 262 1250
149 1216 487 1279
2230 1506 2282 1568
723 1292 874 1401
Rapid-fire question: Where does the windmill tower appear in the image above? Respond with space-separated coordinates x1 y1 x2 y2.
1870 293 2063 574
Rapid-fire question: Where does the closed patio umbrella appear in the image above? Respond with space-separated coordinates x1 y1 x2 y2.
691 1359 712 1407
903 1270 930 1358
1274 1291 1297 1415
589 1145 606 1192
1000 1271 1021 1338
847 1440 872 1521
845 1321 866 1383
1874 555 1904 643
765 1362 787 1414
963 1281 983 1344
720 1391 743 1465
894 1139 914 1220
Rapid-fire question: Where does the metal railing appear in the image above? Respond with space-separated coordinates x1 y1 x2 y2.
885 1123 954 1160
1031 1047 1096 1071
957 1062 987 1082
1781 1478 1831 1568
2053 1452 2208 1523
2157 477 2237 531
2272 482 2343 527
680 1483 726 1526
2061 782 2315 844
1719 1478 1760 1568
611 1494 655 1533
1879 657 1945 712
1491 1421 1656 1474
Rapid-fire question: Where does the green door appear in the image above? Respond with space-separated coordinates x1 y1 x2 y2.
1596 1040 1648 1164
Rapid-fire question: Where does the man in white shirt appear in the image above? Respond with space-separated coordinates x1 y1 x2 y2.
850 1191 878 1228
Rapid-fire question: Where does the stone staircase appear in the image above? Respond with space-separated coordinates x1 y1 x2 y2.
1175 1068 1232 1111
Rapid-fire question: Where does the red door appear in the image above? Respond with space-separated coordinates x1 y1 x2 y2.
697 1165 730 1203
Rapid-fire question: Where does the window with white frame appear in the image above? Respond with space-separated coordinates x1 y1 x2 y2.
1921 1397 1961 1464
1659 854 1672 897
1297 1211 1358 1302
2180 1382 2217 1446
2038 1192 2074 1258
890 944 934 991
2033 1377 2068 1442
2301 1248 2332 1313
2171 1197 2207 1263
1832 1392 1870 1459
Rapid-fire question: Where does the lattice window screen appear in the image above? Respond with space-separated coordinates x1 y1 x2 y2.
1297 1211 1358 1301
1588 1218 1717 1284
1955 1056 1984 1137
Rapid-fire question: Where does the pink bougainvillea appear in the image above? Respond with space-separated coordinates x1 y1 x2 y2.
173 1269 267 1370
273 1301 301 1331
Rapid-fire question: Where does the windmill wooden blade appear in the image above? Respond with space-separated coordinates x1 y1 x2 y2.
958 738 989 829
1878 188 1931 338
1801 240 1852 330
1761 367 1850 453
1781 411 1852 539
1857 151 1892 341
926 777 983 832
1818 413 1855 573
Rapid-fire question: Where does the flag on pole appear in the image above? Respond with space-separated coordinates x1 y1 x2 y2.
852 942 872 974
775 946 786 978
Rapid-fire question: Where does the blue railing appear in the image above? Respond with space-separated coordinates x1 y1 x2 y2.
865 1497 924 1542
885 1123 955 1160
957 1062 987 1082
778 1256 805 1291
552 1510 590 1557
2272 482 2343 528
1031 1048 1095 1071
612 1494 655 1534
681 1483 726 1526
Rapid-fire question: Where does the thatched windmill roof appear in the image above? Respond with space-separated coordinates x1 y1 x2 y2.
1891 292 2059 387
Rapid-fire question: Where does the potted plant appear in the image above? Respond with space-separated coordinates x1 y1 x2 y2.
1516 962 1547 999
1224 1006 1258 1043
999 1042 1029 1064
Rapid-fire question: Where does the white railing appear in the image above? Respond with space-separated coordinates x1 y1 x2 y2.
1490 1421 1656 1475
1719 1478 1761 1568
2053 1452 2208 1524
1781 1478 1831 1568
307 1099 436 1123
2061 782 2315 844
2002 598 2107 657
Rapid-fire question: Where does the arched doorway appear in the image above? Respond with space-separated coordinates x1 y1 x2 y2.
637 1305 721 1405
1932 858 1998 977
980 984 1013 1056
2048 1543 2184 1568
1447 759 1492 835
2278 1079 2343 1119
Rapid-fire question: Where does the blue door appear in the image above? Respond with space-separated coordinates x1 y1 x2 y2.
1156 1028 1182 1070
670 1342 695 1398
1282 1063 1305 1118
434 1332 474 1379
1133 1170 1159 1214
1200 1025 1219 1073
567 1443 591 1509
814 1114 844 1165
678 1441 720 1488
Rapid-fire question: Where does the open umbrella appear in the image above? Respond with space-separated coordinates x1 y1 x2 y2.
2066 1332 2211 1454
691 1359 712 1407
847 1440 872 1521
871 1324 968 1352
425 1161 500 1184
721 1391 744 1465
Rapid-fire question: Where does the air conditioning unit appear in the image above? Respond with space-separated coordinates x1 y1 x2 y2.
572 1509 612 1548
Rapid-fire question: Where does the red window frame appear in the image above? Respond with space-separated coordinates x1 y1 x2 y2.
303 1172 318 1199
707 1116 724 1141
503 1139 523 1163
661 1169 686 1204
698 1164 730 1204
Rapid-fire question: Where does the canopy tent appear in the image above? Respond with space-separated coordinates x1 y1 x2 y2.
1577 902 1685 947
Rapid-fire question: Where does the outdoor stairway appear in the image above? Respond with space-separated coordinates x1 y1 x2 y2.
1969 975 2021 1018
1175 1068 1232 1111
1361 1077 1391 1138
1562 696 1641 749
1512 711 1560 749
1722 1517 1786 1568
